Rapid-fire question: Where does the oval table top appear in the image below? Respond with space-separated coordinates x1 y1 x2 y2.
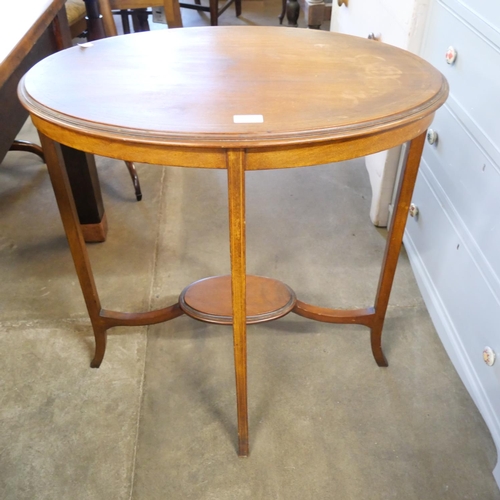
19 26 448 148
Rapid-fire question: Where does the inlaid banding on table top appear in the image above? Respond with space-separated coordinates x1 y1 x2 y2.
18 27 448 148
179 275 297 325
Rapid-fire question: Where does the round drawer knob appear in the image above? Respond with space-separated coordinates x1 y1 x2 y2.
445 46 457 65
427 129 438 145
483 347 496 366
409 203 419 218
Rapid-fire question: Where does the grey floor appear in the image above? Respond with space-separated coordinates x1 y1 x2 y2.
1 2 499 499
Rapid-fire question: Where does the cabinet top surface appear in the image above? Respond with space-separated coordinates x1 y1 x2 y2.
20 26 448 148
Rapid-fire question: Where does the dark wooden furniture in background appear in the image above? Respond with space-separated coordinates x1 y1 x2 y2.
87 0 183 39
64 0 143 200
19 27 448 457
1 0 69 164
85 0 181 202
0 0 108 242
96 1 182 40
178 0 241 26
280 0 331 29
97 0 235 31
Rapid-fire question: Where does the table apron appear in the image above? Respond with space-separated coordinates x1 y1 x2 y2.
30 115 226 168
246 117 433 170
30 113 434 170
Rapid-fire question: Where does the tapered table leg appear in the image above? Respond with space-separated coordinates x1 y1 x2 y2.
371 132 426 366
39 133 107 368
227 149 249 457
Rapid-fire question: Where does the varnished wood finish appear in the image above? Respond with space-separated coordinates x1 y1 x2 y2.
293 301 375 326
98 0 119 36
0 0 66 87
179 275 296 324
19 27 448 455
83 0 107 40
60 144 105 226
19 28 447 150
80 212 108 242
10 139 45 161
245 117 434 170
370 132 427 366
0 0 107 241
0 0 66 162
38 132 106 366
292 133 427 366
53 5 73 48
178 0 240 27
227 149 249 457
38 132 182 366
98 0 183 33
160 0 183 29
100 303 184 327
27 114 228 167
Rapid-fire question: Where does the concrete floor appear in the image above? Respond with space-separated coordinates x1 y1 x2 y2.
1 2 499 499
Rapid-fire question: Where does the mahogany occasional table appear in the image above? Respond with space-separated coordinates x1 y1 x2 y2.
18 27 448 457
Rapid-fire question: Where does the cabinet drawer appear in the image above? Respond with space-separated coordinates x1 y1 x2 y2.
405 168 500 407
421 1 500 151
422 106 500 282
442 0 500 34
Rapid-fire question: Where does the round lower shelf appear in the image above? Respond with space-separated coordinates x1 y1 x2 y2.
179 275 296 325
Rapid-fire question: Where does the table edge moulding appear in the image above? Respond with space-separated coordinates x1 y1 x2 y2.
17 26 448 458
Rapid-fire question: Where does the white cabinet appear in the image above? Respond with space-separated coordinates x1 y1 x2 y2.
330 0 430 226
404 0 500 487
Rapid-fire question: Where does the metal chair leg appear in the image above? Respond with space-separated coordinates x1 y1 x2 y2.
10 140 45 161
125 161 142 201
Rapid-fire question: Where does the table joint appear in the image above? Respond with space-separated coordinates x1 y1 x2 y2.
292 300 375 327
99 303 184 328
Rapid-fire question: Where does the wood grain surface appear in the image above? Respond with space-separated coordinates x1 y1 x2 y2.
0 0 65 84
18 27 448 456
19 27 448 149
179 275 297 324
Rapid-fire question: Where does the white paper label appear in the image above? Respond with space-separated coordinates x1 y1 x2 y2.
233 115 264 124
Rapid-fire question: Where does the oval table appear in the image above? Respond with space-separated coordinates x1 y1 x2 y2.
18 26 448 457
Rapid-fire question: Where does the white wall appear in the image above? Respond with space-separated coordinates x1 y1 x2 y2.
331 0 430 52
330 0 430 226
